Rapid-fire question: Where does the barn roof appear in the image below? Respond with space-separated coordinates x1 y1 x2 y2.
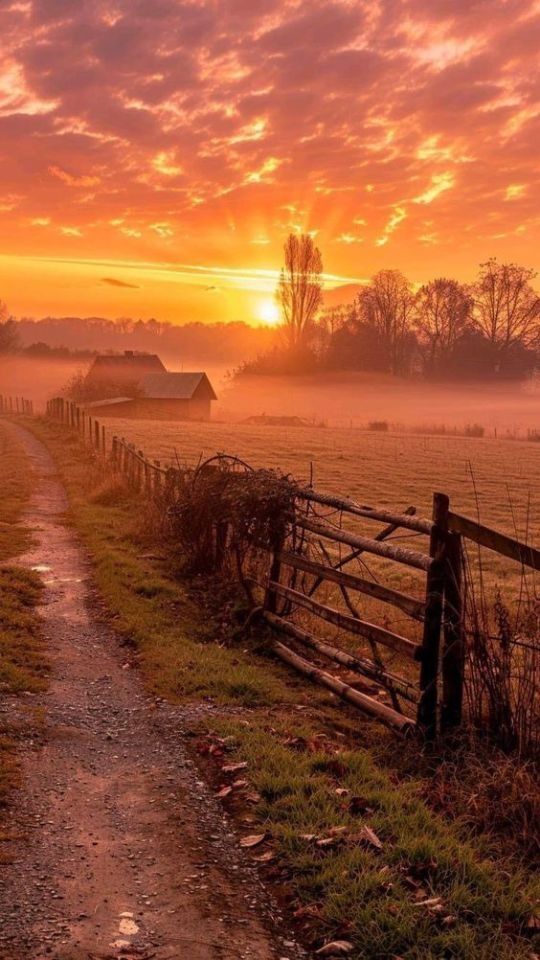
84 397 133 408
141 372 217 400
88 352 166 375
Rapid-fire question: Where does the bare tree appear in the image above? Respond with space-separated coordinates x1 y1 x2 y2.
472 259 540 352
0 301 19 354
356 270 415 374
277 234 323 350
413 278 472 373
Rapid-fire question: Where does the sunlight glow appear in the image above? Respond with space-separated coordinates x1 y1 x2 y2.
257 298 281 326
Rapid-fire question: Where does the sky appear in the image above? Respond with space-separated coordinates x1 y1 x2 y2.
0 0 539 326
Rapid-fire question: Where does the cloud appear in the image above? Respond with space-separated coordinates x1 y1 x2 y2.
101 276 140 288
0 0 538 288
49 165 101 187
413 172 455 205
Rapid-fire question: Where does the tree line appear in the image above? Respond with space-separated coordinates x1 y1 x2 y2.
239 235 540 380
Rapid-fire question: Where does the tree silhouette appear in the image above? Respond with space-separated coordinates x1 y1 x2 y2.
413 278 472 374
472 259 540 353
356 270 415 375
0 301 18 353
277 234 323 350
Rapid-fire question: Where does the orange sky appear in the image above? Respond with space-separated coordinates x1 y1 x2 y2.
1 0 539 325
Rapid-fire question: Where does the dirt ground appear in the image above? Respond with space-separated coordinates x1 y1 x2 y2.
0 422 302 960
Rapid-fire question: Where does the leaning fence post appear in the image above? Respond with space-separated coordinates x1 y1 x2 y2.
417 492 449 739
441 531 464 732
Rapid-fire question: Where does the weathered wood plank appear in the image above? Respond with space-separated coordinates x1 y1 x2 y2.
294 516 431 571
448 511 540 571
270 639 415 733
296 487 432 535
269 581 420 659
278 550 425 621
264 611 418 703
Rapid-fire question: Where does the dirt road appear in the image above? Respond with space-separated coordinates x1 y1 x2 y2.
0 423 301 960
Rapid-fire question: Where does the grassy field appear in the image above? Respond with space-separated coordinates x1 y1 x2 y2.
22 417 539 960
103 418 540 538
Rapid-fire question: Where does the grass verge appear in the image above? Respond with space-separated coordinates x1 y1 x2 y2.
27 416 540 960
0 420 46 826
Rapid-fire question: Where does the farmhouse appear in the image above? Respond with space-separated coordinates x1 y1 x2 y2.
86 351 166 387
84 372 217 421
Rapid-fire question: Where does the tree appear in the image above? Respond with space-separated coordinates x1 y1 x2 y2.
0 301 19 353
472 259 540 353
355 270 415 374
413 278 472 374
277 234 323 351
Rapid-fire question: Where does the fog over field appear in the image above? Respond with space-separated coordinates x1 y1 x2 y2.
2 355 539 438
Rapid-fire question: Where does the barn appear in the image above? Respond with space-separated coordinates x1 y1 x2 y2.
84 372 217 421
85 351 166 388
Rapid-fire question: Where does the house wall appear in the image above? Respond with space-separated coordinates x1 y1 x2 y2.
88 398 211 421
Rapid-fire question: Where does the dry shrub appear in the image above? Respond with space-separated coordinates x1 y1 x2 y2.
162 457 298 574
464 587 539 759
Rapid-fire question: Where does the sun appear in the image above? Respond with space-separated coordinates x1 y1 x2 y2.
256 298 281 326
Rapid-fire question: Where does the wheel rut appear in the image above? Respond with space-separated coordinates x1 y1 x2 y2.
0 422 300 960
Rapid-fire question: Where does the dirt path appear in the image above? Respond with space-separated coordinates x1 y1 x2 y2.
0 423 301 960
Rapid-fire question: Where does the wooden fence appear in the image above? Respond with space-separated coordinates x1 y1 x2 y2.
44 396 539 740
0 395 33 415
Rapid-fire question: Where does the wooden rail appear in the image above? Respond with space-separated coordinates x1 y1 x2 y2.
295 515 431 571
268 581 420 659
296 487 433 535
277 550 425 621
448 511 540 571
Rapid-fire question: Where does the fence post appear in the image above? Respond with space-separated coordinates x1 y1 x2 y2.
265 518 287 615
417 492 449 739
441 531 464 732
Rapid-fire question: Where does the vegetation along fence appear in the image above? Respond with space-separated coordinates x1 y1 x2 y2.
39 397 540 745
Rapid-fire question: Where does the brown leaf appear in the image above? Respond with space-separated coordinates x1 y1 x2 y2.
315 941 354 956
353 825 383 850
232 779 248 789
215 785 233 799
222 761 248 773
240 833 266 848
253 850 275 862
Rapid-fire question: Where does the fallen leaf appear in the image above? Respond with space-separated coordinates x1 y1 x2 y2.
222 761 248 773
240 833 266 848
215 786 232 799
300 833 318 842
354 825 383 850
253 850 275 862
335 788 349 797
232 779 248 789
315 941 354 956
316 836 342 848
